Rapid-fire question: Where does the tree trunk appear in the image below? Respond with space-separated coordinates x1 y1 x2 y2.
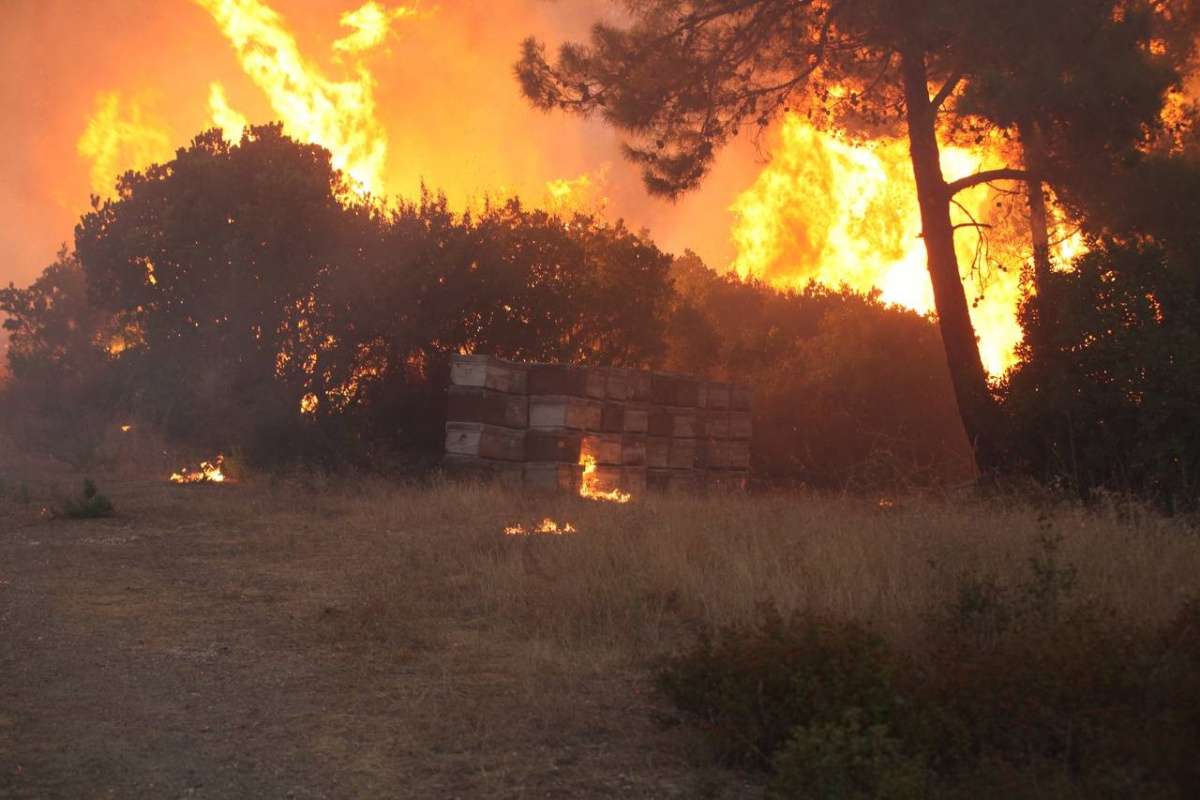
899 49 1006 475
1018 118 1053 294
1017 117 1055 355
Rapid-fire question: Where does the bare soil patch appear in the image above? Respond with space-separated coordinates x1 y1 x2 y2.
0 476 748 799
3 469 1196 798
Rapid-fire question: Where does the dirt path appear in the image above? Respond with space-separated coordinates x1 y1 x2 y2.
0 481 745 799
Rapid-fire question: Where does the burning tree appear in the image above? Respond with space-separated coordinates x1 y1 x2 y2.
514 0 1197 475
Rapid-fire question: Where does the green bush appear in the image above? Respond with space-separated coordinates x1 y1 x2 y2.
659 574 1200 797
657 604 899 769
767 710 928 800
60 479 115 519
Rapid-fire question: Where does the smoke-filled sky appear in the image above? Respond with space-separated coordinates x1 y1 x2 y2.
0 0 767 290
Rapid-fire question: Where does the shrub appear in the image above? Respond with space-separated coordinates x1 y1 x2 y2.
659 541 1200 798
60 479 115 519
656 604 899 769
767 710 929 800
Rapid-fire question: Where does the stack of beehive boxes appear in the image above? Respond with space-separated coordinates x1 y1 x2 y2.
443 354 751 494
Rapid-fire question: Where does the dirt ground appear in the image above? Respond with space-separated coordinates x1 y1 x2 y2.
0 476 751 799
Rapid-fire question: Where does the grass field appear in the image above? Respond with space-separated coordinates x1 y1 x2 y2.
3 457 1199 797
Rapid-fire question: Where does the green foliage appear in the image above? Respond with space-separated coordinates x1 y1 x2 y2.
60 479 114 519
1004 235 1200 510
660 551 1200 797
767 711 929 800
657 605 899 770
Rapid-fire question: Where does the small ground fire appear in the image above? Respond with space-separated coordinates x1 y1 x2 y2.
503 518 577 536
169 455 228 484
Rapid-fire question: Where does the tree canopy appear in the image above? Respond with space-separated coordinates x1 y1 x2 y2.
1 124 969 483
515 0 1198 475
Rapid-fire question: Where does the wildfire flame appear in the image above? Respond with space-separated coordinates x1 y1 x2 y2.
194 0 419 197
544 167 611 216
579 453 632 504
504 518 577 536
731 116 1040 375
170 455 228 484
77 92 173 195
66 4 1095 381
730 115 1092 375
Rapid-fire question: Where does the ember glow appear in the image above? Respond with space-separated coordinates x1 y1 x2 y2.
170 455 228 484
504 518 577 536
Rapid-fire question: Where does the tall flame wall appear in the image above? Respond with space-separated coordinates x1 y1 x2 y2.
443 354 752 494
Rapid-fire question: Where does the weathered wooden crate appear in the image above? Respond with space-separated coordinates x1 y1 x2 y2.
647 468 704 493
525 462 584 493
622 434 647 466
585 465 648 496
729 411 752 441
646 436 671 469
622 403 650 434
650 372 678 406
731 384 753 411
672 409 700 438
525 429 583 463
441 454 524 487
605 367 632 401
669 438 698 470
648 408 672 437
706 382 731 410
529 395 603 431
527 364 605 398
444 422 525 461
446 386 528 429
677 377 705 408
629 370 652 402
601 402 625 433
699 439 751 469
706 470 749 492
450 354 528 394
581 433 623 466
702 411 731 440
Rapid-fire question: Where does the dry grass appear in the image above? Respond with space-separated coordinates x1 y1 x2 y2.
330 480 1200 662
4 463 1199 797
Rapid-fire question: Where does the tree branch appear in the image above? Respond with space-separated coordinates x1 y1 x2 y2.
930 72 962 111
946 168 1032 197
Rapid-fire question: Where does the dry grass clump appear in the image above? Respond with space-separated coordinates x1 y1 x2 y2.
329 479 1200 663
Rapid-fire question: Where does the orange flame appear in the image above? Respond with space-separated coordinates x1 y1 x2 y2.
730 115 1033 374
730 115 1085 375
504 518 578 536
579 453 632 504
194 0 420 197
170 455 228 484
77 92 173 195
544 167 611 216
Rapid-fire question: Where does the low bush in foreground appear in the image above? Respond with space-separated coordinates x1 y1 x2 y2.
60 478 115 519
659 540 1200 799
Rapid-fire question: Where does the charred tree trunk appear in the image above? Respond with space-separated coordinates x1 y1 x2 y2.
900 49 1005 476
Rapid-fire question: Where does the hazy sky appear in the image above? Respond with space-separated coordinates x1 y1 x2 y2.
0 0 765 291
